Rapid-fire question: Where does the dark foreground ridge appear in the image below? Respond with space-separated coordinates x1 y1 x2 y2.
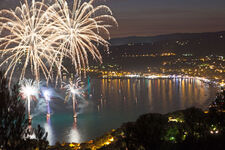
97 108 225 150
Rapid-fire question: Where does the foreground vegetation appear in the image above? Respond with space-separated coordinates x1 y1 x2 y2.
99 108 225 150
0 72 48 150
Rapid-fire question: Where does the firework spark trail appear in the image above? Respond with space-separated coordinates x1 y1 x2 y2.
63 77 83 102
47 0 118 84
63 76 83 117
0 0 63 86
19 78 39 120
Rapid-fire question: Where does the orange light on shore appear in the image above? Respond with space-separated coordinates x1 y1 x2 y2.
104 137 114 146
109 137 114 142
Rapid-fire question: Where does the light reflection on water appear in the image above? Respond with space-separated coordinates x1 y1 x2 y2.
68 119 80 143
32 78 218 145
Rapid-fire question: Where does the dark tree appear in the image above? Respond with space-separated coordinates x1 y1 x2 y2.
0 72 28 150
135 113 167 149
0 72 49 150
34 124 49 149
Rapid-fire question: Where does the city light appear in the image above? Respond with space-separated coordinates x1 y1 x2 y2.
220 82 225 87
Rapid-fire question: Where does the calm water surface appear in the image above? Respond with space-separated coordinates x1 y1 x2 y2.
31 78 218 145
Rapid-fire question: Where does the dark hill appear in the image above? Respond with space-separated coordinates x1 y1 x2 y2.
108 31 225 56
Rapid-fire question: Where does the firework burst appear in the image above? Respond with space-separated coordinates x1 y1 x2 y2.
63 77 83 117
47 0 118 80
19 78 39 120
0 0 117 86
0 0 62 85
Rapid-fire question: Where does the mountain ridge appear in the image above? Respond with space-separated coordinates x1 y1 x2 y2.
110 31 225 46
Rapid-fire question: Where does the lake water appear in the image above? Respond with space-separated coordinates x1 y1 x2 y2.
31 78 218 145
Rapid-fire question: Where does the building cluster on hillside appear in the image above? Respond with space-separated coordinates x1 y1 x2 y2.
156 54 225 80
85 52 225 84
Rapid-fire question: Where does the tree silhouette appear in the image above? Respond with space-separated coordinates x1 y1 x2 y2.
0 72 28 149
0 71 48 150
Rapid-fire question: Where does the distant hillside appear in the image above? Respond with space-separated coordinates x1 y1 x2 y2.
110 31 225 46
108 31 225 56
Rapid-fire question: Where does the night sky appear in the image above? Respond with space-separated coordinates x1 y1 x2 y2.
1 0 225 38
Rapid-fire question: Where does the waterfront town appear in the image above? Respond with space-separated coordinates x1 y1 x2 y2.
84 52 225 86
0 0 225 149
